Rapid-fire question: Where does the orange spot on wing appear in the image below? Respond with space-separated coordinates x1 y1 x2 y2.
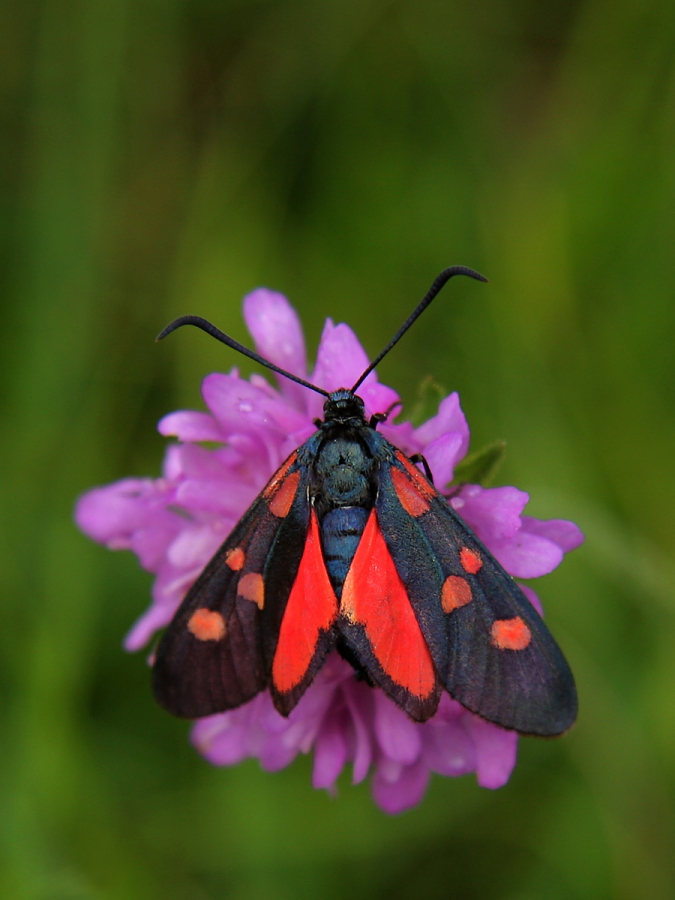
391 467 430 517
263 452 298 499
268 470 300 518
238 573 265 609
341 511 435 698
460 547 482 574
441 575 472 612
491 617 532 651
188 608 226 641
225 547 245 570
272 510 338 693
395 451 436 499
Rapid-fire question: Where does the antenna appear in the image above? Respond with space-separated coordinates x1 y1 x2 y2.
350 266 487 392
156 315 331 398
157 266 487 402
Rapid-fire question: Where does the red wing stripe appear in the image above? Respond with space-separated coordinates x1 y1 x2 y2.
272 510 338 693
268 470 300 518
263 451 298 500
341 510 436 698
391 466 430 517
395 451 436 499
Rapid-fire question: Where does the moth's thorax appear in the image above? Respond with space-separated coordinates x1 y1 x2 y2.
313 434 373 513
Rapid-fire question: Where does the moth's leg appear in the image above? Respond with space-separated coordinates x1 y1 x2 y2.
409 452 434 484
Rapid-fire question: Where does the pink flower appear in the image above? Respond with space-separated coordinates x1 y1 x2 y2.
75 287 583 813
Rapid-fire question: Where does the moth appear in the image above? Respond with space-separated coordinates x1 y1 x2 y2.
152 267 577 736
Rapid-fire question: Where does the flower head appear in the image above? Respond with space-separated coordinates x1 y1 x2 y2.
76 287 583 813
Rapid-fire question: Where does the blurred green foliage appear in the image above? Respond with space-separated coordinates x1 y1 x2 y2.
2 0 675 897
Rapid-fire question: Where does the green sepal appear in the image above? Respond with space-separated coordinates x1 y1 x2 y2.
408 376 447 427
452 440 506 488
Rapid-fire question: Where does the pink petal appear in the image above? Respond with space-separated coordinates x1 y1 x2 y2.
312 320 370 392
344 683 374 784
464 717 518 789
423 433 464 488
520 584 544 617
176 442 231 480
422 719 476 776
258 696 294 735
287 668 341 732
75 479 162 543
261 396 311 434
243 288 309 411
491 532 565 579
192 713 251 766
202 373 286 437
372 758 431 814
309 321 399 419
378 419 420 456
521 516 584 552
260 731 302 772
145 560 203 612
162 444 183 480
158 411 223 442
124 601 175 651
283 710 325 755
174 478 257 515
434 693 467 721
415 392 470 459
226 433 275 475
313 713 349 789
373 692 422 765
452 485 529 544
357 378 400 419
166 524 224 569
129 522 182 570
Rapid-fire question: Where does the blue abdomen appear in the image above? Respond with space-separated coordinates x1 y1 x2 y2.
320 507 369 598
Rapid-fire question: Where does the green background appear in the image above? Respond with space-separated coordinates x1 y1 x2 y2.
2 1 675 897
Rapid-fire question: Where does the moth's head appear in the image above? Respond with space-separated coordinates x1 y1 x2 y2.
322 390 366 424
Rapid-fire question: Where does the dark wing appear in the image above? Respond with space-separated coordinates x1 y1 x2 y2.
153 450 333 718
372 449 577 735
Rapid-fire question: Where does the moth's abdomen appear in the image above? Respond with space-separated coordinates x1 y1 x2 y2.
320 506 369 598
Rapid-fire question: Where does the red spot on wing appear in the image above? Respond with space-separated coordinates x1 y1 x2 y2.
491 617 532 650
225 547 245 570
272 510 338 693
391 467 430 517
238 573 265 609
441 575 472 612
268 470 300 518
263 452 298 499
188 608 226 641
460 547 482 574
341 510 435 699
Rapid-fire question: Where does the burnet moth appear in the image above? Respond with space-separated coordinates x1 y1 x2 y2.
152 267 577 736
